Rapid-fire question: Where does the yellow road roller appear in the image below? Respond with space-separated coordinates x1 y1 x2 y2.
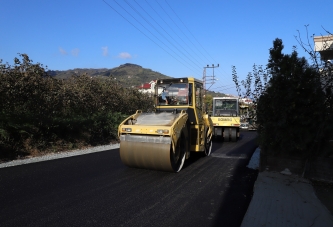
211 97 240 142
118 77 213 172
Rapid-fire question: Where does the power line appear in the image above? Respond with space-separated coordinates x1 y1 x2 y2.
213 83 235 89
163 1 234 93
164 0 230 79
124 0 202 71
103 0 199 75
102 0 236 94
133 0 203 70
203 64 219 93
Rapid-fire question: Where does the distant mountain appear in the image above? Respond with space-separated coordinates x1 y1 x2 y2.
47 63 172 88
47 63 227 96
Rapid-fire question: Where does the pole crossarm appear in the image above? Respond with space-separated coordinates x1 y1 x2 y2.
203 64 219 93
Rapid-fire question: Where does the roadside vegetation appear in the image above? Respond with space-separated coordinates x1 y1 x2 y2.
232 29 333 214
0 54 154 161
232 29 333 160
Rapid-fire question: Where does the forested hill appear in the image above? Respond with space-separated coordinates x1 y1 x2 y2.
47 63 227 96
47 63 172 88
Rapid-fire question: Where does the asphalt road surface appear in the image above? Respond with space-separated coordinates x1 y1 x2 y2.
0 131 258 227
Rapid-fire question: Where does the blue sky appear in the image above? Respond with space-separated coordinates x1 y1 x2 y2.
1 0 332 95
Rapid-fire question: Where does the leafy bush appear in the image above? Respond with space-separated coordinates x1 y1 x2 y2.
233 38 332 158
0 54 154 159
257 39 326 157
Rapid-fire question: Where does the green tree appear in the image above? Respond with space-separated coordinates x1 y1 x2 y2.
0 54 154 159
233 37 331 158
257 38 325 157
204 94 213 113
232 64 268 127
294 27 333 157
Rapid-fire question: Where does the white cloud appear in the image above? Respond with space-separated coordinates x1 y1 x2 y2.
71 48 80 56
102 46 108 56
59 47 67 55
117 52 132 59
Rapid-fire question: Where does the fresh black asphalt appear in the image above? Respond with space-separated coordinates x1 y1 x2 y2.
0 131 258 227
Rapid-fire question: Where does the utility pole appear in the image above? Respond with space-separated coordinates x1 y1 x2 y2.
203 64 219 112
203 64 219 95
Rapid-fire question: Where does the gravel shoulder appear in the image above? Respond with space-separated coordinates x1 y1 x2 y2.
0 143 120 169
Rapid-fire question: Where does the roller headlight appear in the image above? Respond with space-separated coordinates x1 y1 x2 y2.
122 128 132 132
156 129 169 134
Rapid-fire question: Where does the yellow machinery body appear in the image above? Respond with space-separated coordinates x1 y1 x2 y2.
210 97 240 142
118 77 213 172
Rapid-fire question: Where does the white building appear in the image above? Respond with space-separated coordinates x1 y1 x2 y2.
137 80 156 94
313 34 333 90
313 35 333 60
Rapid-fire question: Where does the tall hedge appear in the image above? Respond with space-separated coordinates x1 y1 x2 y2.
0 54 154 158
233 38 332 158
257 39 326 157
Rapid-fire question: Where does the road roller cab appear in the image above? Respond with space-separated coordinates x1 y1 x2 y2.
211 97 240 142
118 77 213 172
